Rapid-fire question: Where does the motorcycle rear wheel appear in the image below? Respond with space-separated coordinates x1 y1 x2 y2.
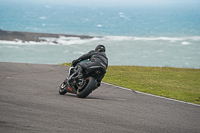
76 77 96 98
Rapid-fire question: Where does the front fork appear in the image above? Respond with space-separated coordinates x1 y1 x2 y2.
65 67 79 94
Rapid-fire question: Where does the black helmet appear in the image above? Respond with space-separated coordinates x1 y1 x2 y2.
95 45 106 52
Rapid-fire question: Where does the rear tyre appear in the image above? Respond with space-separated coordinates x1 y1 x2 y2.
77 77 96 98
59 82 67 95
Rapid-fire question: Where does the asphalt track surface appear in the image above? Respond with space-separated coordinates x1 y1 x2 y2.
0 62 199 133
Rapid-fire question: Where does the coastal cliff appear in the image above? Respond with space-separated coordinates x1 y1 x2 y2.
0 29 93 42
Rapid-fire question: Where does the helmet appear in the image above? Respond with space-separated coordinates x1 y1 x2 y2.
95 45 106 52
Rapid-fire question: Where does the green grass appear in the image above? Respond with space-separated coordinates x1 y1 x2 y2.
103 66 200 105
61 63 200 105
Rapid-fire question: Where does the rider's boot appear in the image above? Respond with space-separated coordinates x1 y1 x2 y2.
97 80 101 87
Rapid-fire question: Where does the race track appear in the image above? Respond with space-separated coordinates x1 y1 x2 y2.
0 62 199 133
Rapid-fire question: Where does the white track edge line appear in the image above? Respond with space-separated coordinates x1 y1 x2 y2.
102 82 200 107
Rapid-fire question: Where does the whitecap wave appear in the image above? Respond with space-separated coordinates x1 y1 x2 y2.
1 35 199 45
39 36 101 45
45 5 51 8
104 36 200 42
97 24 102 27
0 36 101 45
0 40 55 45
39 17 46 19
181 41 190 45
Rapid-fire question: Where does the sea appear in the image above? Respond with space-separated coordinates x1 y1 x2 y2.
0 0 200 68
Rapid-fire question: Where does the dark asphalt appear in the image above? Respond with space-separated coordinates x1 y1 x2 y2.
0 62 199 133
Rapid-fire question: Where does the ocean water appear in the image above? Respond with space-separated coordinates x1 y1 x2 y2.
0 1 200 68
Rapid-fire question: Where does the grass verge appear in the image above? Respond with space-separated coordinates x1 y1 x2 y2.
61 63 200 105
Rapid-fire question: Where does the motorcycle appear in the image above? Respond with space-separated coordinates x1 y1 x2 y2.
59 62 106 98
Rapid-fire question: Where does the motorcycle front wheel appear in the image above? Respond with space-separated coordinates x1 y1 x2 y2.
59 82 67 95
76 77 96 98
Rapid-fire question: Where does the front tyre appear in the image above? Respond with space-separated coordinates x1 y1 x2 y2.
77 77 96 98
59 82 67 95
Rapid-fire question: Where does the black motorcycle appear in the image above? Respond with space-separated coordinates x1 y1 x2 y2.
59 63 106 98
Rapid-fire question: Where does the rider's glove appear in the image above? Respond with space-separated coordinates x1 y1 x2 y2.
72 59 78 66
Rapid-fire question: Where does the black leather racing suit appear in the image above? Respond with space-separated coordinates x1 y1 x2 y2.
75 50 108 83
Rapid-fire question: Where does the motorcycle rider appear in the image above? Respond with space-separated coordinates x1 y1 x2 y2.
65 44 108 87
